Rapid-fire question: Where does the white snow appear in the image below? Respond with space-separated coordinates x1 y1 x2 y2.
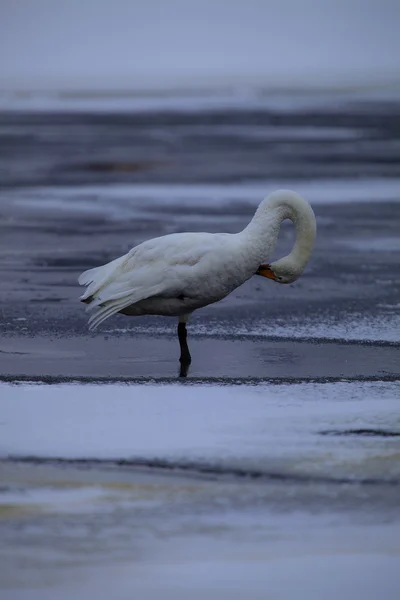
5 553 400 600
3 177 400 225
1 381 399 480
1 380 400 599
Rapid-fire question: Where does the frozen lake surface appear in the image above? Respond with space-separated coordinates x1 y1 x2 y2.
1 91 399 598
1 381 400 598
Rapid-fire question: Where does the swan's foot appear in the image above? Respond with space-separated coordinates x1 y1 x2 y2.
178 321 191 378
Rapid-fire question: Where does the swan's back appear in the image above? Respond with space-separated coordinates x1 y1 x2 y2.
79 231 234 305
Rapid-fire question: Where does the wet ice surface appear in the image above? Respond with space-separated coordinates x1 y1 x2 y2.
1 96 400 350
105 312 400 343
1 381 400 598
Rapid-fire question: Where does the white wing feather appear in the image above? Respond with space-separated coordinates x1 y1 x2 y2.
78 232 228 330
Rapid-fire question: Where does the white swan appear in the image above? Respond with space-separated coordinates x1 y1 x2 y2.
79 189 316 376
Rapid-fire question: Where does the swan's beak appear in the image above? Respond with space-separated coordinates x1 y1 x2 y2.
256 264 278 281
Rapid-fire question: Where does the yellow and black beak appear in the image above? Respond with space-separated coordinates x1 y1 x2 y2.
255 263 278 281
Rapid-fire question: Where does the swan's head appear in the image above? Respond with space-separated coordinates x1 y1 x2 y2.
254 189 316 285
256 259 302 284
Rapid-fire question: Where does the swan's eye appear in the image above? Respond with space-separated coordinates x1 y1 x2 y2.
277 276 284 282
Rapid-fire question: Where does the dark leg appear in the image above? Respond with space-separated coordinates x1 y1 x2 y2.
178 320 191 377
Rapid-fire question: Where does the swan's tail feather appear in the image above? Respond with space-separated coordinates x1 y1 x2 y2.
78 254 129 300
78 265 103 287
86 286 145 309
79 252 170 330
87 297 134 331
85 281 167 330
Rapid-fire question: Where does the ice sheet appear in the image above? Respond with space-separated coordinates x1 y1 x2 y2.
1 381 399 481
1 381 399 599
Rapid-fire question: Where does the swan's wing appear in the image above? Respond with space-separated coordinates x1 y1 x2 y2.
78 232 219 301
78 232 228 330
78 253 129 294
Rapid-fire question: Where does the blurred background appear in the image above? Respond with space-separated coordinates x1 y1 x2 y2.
1 0 399 189
1 0 399 90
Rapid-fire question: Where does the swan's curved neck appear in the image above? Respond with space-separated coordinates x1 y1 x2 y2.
242 190 316 278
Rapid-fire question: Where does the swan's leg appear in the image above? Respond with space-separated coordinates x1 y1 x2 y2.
178 314 191 378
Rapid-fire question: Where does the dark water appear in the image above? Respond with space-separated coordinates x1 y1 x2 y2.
1 97 400 189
